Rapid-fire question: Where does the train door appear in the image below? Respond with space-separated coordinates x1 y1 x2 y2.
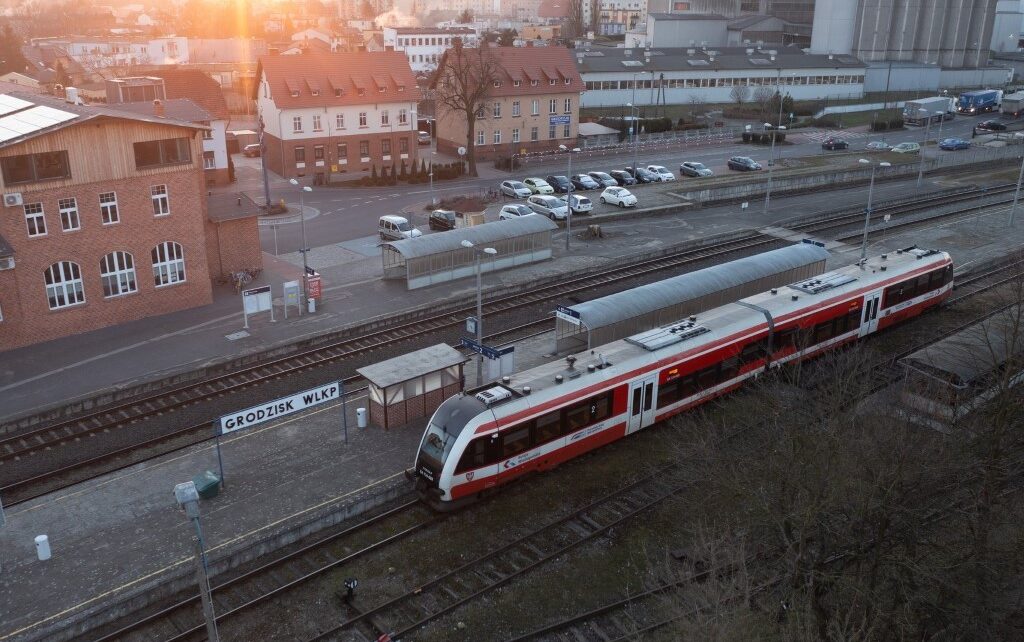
859 289 883 336
627 375 657 434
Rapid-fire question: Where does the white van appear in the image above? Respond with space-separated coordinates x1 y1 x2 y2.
378 215 422 241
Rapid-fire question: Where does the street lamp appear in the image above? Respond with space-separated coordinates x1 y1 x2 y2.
174 482 220 642
935 110 946 141
428 150 438 205
626 102 639 178
461 239 497 386
1009 133 1024 226
288 178 313 300
916 114 933 187
858 158 891 263
763 122 787 212
558 144 580 250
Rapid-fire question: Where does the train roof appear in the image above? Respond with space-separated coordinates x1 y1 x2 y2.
471 247 950 416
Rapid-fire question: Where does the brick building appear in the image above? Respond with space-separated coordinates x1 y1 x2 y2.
254 50 421 181
433 45 584 163
0 89 257 352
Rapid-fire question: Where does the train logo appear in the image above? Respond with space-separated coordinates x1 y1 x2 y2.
466 471 475 481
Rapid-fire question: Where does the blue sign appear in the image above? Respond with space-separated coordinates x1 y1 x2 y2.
461 338 514 360
549 115 571 125
555 304 581 325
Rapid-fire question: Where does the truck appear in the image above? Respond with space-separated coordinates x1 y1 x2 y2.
1000 91 1024 118
957 89 1003 114
903 96 956 126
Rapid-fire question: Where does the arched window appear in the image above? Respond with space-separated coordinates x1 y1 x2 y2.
44 261 85 309
100 251 137 297
151 241 185 287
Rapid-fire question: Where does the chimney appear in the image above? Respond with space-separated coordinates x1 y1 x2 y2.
153 99 164 117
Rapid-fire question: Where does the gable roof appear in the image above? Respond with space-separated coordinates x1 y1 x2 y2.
149 69 230 120
104 98 213 123
433 46 583 97
256 50 420 108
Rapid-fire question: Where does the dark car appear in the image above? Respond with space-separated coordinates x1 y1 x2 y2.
545 175 572 193
821 137 849 150
609 170 637 186
624 166 657 183
727 156 762 171
976 120 1007 132
587 171 618 187
571 174 601 190
428 209 458 231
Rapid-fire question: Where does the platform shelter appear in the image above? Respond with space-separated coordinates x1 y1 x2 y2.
381 216 557 289
555 243 830 353
357 344 468 430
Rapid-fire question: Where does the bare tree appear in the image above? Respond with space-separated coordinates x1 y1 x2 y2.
753 86 774 120
730 84 750 104
433 41 500 177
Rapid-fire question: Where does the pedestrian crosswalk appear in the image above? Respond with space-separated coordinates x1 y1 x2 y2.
796 129 872 143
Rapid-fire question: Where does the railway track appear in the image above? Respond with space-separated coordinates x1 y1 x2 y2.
2 184 1020 508
67 258 1020 642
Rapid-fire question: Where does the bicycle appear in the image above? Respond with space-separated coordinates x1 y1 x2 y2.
233 270 253 293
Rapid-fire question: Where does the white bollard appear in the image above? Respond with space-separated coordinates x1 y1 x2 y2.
307 298 316 314
741 202 749 210
35 535 51 561
356 407 368 429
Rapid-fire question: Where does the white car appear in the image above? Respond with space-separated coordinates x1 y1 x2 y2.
498 204 536 220
600 186 637 208
647 165 676 181
559 194 593 214
527 194 569 219
523 177 555 195
500 180 532 198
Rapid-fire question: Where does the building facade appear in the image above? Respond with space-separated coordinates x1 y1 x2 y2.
0 91 214 351
255 50 421 180
434 45 584 162
381 27 478 73
30 36 189 71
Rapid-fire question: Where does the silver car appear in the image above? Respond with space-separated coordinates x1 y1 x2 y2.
527 194 569 219
587 171 618 188
500 180 532 198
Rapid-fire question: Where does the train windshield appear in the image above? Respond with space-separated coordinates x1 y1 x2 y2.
418 394 487 470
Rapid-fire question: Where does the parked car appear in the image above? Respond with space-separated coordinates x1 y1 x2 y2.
523 177 555 194
587 171 618 187
727 156 762 171
646 165 676 181
609 170 637 186
559 194 593 214
571 174 601 190
417 131 431 145
428 209 458 231
527 194 569 219
242 143 261 157
976 120 1007 132
865 141 892 152
500 180 532 198
378 215 422 240
821 137 849 150
890 142 920 154
679 161 713 177
545 175 573 193
939 137 971 151
600 186 637 208
499 204 536 220
624 166 657 183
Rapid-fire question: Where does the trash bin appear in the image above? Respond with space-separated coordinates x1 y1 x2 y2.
192 470 221 499
35 535 51 561
308 297 316 314
356 407 368 428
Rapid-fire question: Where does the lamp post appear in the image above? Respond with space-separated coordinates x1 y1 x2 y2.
916 114 933 187
461 239 497 386
174 482 219 642
559 144 580 250
288 178 312 300
935 110 946 141
626 101 639 178
859 158 891 262
1010 133 1024 226
763 123 786 213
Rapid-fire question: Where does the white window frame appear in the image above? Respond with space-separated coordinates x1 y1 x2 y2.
152 241 186 287
151 184 170 216
549 99 557 114
336 113 345 129
24 202 46 237
292 115 302 132
494 130 501 144
312 114 322 132
203 151 216 169
512 128 520 143
530 126 538 141
492 102 501 118
531 99 539 116
359 112 368 127
564 98 572 113
44 261 85 309
476 129 485 145
381 110 390 126
100 192 119 225
100 251 137 298
58 197 79 232
563 124 571 138
398 108 407 125
512 101 520 117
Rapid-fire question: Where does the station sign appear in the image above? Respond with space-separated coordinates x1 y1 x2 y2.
549 115 571 126
219 382 340 435
555 304 582 325
461 337 513 361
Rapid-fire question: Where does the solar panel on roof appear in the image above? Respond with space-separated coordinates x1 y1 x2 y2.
0 124 24 143
687 59 710 66
626 322 710 351
790 271 857 295
0 94 33 116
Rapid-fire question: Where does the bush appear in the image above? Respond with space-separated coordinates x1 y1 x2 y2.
871 120 889 132
887 117 904 129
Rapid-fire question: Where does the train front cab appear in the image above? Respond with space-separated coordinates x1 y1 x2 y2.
411 392 490 510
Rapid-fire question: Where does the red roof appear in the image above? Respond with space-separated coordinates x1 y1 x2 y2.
487 46 583 97
150 69 230 121
256 51 421 108
537 0 568 18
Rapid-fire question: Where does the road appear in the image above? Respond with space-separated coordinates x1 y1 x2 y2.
235 113 984 256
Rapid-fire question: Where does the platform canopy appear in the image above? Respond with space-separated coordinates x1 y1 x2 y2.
384 215 557 259
357 343 466 389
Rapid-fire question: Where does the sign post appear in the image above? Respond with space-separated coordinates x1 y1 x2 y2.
460 338 515 379
242 285 273 329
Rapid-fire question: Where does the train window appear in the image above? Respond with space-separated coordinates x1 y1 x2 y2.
502 426 532 458
720 356 740 380
591 394 611 422
658 379 681 407
455 435 500 473
739 339 765 364
535 411 561 443
697 365 720 390
643 382 653 411
565 402 589 432
631 387 642 415
680 374 699 398
773 328 796 351
813 321 832 345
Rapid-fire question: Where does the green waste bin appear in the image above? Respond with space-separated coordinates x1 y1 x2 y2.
192 470 221 499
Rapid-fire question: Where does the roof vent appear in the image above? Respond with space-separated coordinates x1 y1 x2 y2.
688 315 697 322
555 374 564 384
880 265 887 271
746 48 754 55
624 49 632 57
502 376 511 384
770 288 778 295
881 254 887 260
587 364 596 373
565 355 577 369
792 295 799 301
475 386 513 406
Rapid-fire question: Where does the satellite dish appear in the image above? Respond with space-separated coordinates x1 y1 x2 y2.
457 146 467 156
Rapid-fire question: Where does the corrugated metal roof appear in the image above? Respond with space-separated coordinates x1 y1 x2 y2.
385 216 557 259
569 243 830 329
357 343 467 389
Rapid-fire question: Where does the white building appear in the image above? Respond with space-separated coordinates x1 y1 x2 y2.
33 36 189 70
381 26 478 72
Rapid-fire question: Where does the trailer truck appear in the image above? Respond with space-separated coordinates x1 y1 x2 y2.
957 89 1003 114
1001 91 1024 118
903 96 956 126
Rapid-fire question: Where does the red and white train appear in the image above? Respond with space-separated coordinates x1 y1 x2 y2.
411 247 953 509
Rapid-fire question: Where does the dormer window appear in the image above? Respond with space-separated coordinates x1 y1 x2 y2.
357 88 365 96
514 80 520 87
493 81 501 88
335 88 343 97
398 84 406 92
549 79 556 86
290 90 299 98
564 78 571 84
378 86 385 93
531 80 538 87
312 89 320 96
